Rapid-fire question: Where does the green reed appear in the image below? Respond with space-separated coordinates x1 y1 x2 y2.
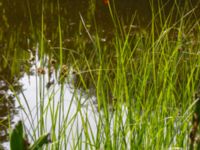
5 0 200 149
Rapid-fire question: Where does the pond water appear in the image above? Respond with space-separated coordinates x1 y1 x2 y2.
0 0 200 149
15 59 98 150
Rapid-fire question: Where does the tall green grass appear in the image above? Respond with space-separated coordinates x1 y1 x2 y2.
9 0 200 149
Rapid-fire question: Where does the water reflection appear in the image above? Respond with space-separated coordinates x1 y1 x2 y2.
1 0 200 148
0 79 21 148
16 54 99 149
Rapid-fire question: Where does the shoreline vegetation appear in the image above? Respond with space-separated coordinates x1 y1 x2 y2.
1 0 200 149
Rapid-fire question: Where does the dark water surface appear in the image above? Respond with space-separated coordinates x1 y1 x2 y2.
0 0 200 148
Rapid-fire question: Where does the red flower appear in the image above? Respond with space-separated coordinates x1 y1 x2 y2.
103 0 109 5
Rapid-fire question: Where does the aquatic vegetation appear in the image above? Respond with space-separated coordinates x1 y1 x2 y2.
1 0 200 149
190 91 200 149
10 120 51 150
37 67 46 75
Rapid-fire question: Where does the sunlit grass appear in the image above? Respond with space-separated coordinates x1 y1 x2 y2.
4 0 200 149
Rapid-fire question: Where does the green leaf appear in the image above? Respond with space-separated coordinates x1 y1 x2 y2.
10 120 25 150
29 133 51 150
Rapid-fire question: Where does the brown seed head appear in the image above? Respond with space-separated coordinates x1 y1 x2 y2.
37 67 46 75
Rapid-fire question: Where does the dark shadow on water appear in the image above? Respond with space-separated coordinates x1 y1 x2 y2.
0 0 200 148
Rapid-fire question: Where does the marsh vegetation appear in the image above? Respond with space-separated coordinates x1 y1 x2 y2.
1 0 200 149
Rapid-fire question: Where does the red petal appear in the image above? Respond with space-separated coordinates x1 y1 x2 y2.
103 0 109 5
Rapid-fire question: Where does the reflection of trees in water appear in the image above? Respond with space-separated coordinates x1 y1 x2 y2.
0 82 15 141
0 30 26 144
2 0 199 52
1 0 200 28
0 75 22 146
0 21 30 147
0 0 200 147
